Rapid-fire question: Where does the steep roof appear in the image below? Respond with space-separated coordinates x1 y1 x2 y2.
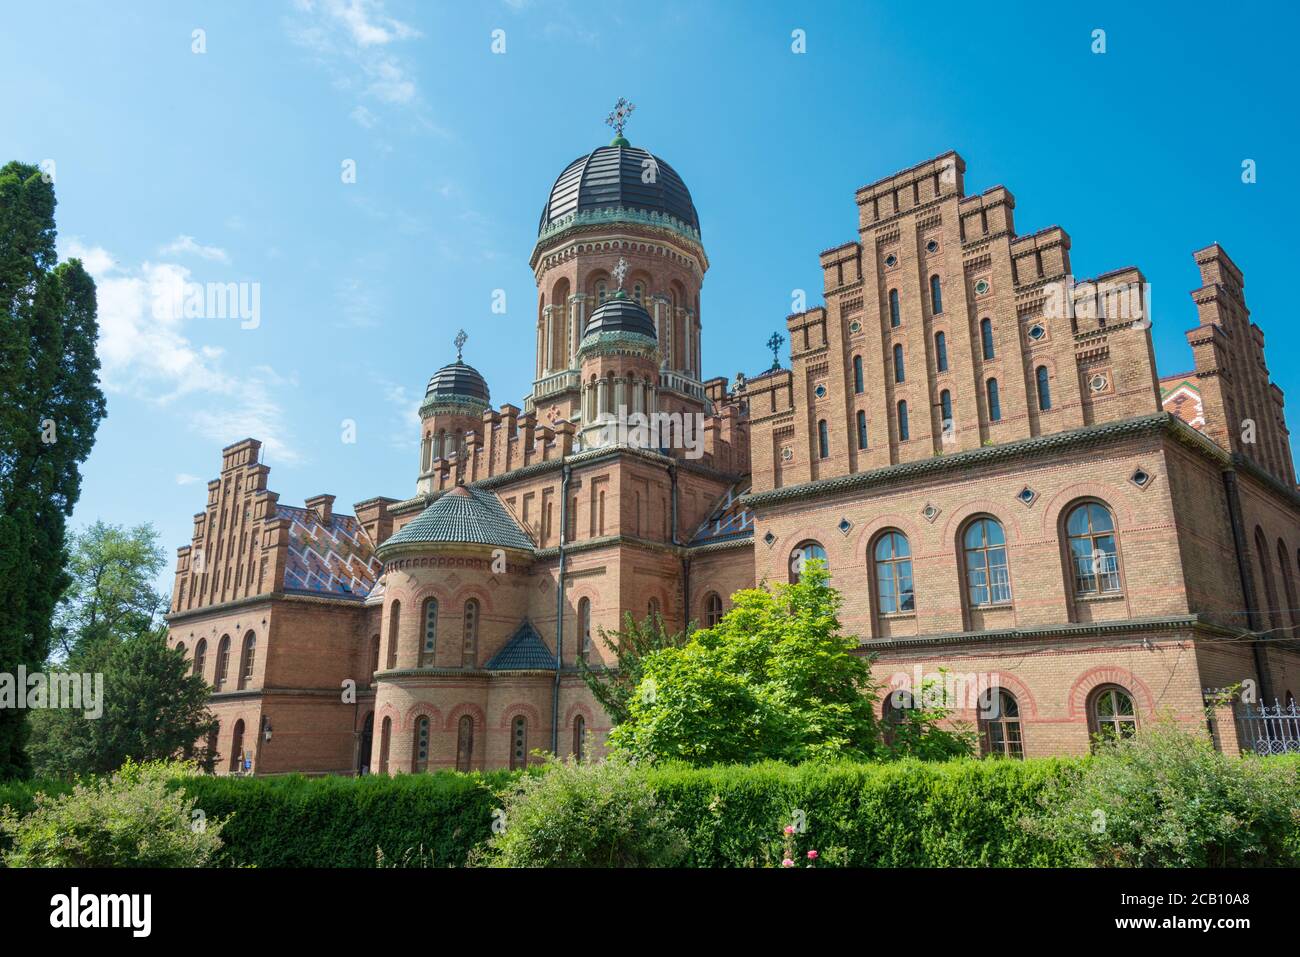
485 620 556 670
278 505 381 598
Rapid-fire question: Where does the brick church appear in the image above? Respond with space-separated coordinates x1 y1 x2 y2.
166 119 1300 775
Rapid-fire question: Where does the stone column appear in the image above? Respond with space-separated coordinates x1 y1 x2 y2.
543 305 555 374
569 294 586 368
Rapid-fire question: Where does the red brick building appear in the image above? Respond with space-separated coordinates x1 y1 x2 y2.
167 136 1300 774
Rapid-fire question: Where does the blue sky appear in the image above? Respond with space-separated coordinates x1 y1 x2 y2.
2 0 1295 592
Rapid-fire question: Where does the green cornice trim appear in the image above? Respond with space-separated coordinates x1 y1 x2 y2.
532 206 705 262
859 614 1222 651
577 330 659 357
418 394 491 419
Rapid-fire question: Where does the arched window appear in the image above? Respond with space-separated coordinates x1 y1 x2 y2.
215 635 231 691
1277 540 1299 636
573 715 586 763
852 355 864 394
596 280 608 303
176 641 186 660
934 331 948 372
1089 685 1137 743
1036 365 1051 411
964 517 1011 607
412 715 430 772
206 726 219 769
893 344 905 383
888 289 900 327
647 596 660 619
856 410 868 450
454 715 473 772
238 631 256 689
939 390 953 437
817 419 829 459
979 689 1023 758
369 635 380 682
421 598 438 667
929 275 943 314
229 719 245 774
897 400 910 441
379 716 392 773
986 378 1001 422
194 638 207 679
790 541 828 583
510 715 528 770
980 318 995 359
633 282 644 303
881 690 914 747
1252 527 1280 633
577 597 592 664
1067 502 1120 595
386 600 401 670
704 592 724 628
873 531 915 613
462 599 479 668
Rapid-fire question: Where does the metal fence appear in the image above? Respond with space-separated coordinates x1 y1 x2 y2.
1235 700 1300 755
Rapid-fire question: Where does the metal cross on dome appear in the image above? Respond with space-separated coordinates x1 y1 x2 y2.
767 330 785 371
454 329 468 360
612 257 629 290
605 97 636 138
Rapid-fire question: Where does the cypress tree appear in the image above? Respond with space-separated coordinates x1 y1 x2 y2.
0 161 106 777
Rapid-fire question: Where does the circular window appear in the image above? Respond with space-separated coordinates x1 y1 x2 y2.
780 446 793 461
1089 373 1109 393
884 254 897 268
974 279 991 295
1028 323 1046 341
926 239 939 253
848 319 862 333
814 384 827 399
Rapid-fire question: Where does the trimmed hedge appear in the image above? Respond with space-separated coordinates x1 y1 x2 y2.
177 771 513 867
644 758 1078 867
4 754 1297 867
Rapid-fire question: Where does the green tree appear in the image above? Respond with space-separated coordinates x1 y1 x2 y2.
577 610 690 725
0 161 106 778
608 564 886 765
51 521 166 660
27 628 218 777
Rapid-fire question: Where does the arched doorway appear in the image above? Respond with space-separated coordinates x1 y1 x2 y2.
357 711 374 775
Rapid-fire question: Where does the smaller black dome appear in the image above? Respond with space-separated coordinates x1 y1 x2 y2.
425 360 490 405
583 292 656 341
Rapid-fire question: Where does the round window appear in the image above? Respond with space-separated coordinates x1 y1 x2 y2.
814 384 827 399
926 239 939 253
884 254 897 268
848 319 862 333
1028 323 1046 341
974 279 990 295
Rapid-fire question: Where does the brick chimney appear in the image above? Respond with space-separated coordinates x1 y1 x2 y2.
305 494 335 523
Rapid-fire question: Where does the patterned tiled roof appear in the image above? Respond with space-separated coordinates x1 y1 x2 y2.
378 486 535 553
690 480 753 546
485 620 556 670
278 506 381 598
1160 375 1205 432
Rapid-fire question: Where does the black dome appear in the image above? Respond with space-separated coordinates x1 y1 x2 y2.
425 360 490 405
583 292 657 341
539 143 699 235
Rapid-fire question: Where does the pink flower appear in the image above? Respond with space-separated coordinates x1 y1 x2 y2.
807 850 819 860
783 825 795 835
781 858 795 868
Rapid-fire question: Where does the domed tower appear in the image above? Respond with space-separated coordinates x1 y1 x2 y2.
417 330 490 494
578 284 661 448
528 101 709 432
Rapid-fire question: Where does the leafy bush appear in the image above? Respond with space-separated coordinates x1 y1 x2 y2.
479 756 687 867
1025 718 1300 867
0 759 225 867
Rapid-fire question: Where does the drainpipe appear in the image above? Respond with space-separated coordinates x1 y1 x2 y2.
1221 467 1272 703
553 463 572 755
670 462 690 629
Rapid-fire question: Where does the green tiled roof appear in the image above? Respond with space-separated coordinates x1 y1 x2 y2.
377 486 534 554
485 620 556 670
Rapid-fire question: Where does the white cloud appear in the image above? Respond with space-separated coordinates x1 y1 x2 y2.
350 104 378 128
159 235 230 264
64 237 303 466
377 376 421 451
176 473 201 485
286 0 424 114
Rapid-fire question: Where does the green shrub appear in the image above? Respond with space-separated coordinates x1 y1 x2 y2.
0 759 225 867
1025 719 1300 867
177 769 512 867
480 756 687 867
